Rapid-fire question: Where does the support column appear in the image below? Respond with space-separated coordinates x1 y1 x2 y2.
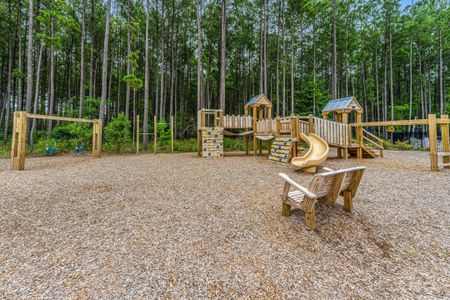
341 112 349 159
441 115 449 168
253 107 257 155
136 115 140 154
92 120 102 158
356 112 363 159
428 114 438 171
11 111 28 170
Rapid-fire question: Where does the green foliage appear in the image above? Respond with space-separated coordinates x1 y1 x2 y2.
104 113 131 153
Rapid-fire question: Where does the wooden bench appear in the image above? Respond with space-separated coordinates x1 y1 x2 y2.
279 166 366 230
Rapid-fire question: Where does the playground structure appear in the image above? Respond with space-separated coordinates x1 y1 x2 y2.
10 111 102 171
291 133 330 173
197 95 450 172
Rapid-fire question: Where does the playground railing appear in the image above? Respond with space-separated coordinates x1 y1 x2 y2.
222 115 253 129
314 117 349 147
256 119 276 135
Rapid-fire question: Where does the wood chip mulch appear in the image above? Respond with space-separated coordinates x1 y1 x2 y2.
0 150 448 298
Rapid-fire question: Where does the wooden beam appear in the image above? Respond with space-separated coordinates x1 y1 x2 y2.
356 113 363 159
171 115 174 154
92 120 102 158
351 119 428 127
136 115 140 154
28 113 97 123
11 112 28 170
428 114 438 171
154 115 157 155
441 115 449 168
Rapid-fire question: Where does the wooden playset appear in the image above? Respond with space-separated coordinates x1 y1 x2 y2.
11 111 102 171
197 95 450 172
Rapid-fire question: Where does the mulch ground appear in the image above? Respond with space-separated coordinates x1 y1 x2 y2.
0 151 448 298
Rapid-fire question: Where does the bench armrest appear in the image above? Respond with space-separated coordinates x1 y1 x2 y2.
278 173 317 199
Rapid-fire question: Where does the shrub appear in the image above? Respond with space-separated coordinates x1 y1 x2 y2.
104 113 131 153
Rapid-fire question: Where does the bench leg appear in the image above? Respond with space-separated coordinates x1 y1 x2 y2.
282 202 291 216
343 190 353 213
305 207 316 230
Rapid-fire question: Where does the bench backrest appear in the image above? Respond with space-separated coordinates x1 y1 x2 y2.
309 166 366 201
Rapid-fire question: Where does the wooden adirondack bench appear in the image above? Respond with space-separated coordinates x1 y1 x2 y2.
279 166 366 230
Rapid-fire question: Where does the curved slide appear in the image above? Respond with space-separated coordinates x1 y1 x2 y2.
291 133 329 173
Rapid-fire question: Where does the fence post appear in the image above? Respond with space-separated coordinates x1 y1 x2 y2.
441 115 449 168
11 111 28 170
136 115 140 154
428 114 438 171
154 115 157 156
92 120 102 158
171 115 174 154
356 112 363 159
308 114 315 134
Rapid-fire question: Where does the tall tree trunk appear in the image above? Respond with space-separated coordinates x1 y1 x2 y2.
17 0 23 111
290 22 295 115
219 0 226 111
47 17 55 130
195 0 203 111
276 0 280 115
79 0 86 117
389 20 394 122
438 27 444 115
99 0 111 122
263 0 268 95
281 4 286 116
30 43 43 148
331 0 337 99
312 17 316 115
3 0 14 139
89 0 95 99
125 0 131 118
143 0 150 150
25 0 33 113
408 30 413 130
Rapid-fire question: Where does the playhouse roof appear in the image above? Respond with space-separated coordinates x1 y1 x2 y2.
322 97 363 114
245 94 272 108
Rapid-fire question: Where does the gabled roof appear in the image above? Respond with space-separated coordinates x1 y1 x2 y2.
322 96 363 113
245 94 272 108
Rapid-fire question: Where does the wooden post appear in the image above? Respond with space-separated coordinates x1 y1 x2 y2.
171 115 174 154
308 114 315 134
136 115 140 154
154 115 157 155
341 112 349 159
11 111 28 170
258 108 263 154
441 115 449 168
428 114 438 171
253 107 257 155
268 107 272 120
356 112 363 159
275 117 281 137
218 111 223 127
92 120 102 158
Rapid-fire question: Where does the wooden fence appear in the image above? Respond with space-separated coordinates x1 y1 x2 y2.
222 115 253 129
314 117 349 147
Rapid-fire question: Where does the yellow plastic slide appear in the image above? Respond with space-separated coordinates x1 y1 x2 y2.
291 133 329 173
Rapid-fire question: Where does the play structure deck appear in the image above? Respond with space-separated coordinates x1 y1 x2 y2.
197 95 450 172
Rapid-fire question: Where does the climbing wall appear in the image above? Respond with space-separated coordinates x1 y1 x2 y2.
202 127 224 158
269 137 294 163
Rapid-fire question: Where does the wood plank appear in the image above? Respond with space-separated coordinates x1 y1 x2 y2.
28 113 97 123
